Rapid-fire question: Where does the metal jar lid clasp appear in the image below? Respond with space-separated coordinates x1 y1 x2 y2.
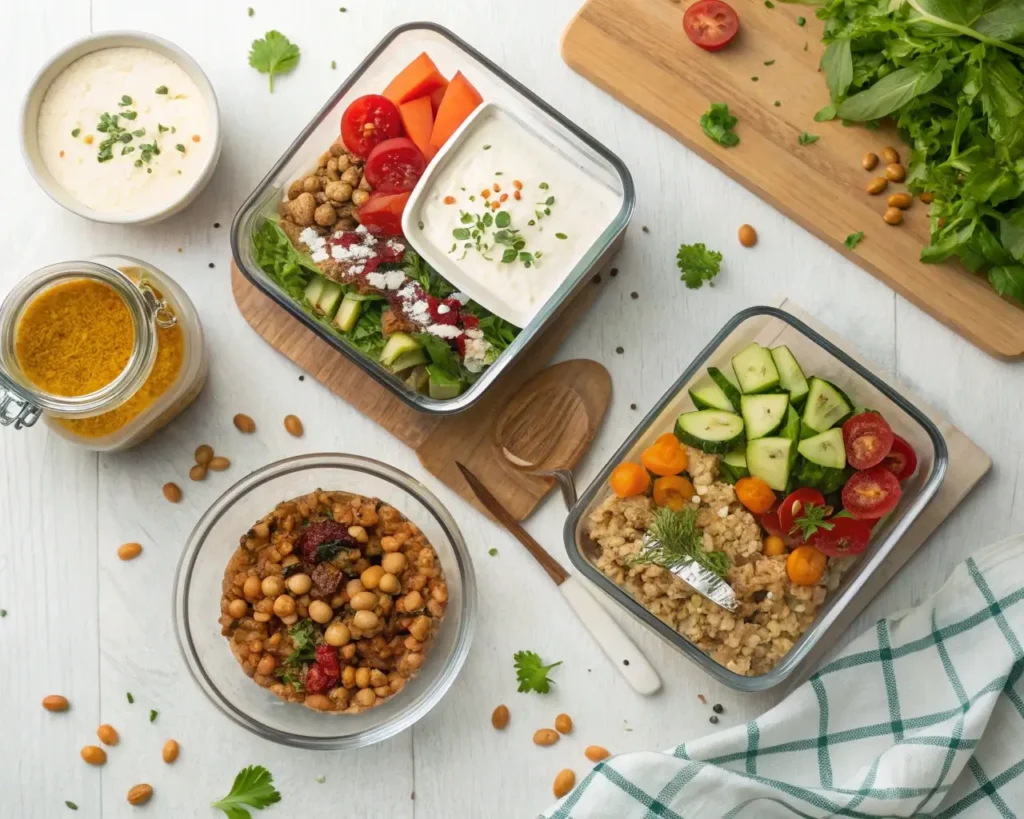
139 281 178 329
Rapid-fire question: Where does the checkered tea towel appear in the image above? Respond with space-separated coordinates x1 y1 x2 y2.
543 534 1024 818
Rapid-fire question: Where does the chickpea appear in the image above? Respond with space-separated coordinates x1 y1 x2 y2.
555 713 573 734
302 175 322 193
97 724 119 746
253 611 272 623
737 224 757 248
279 613 298 626
380 536 401 553
341 666 357 688
81 745 107 765
248 640 264 654
491 704 510 730
431 583 449 603
404 636 423 651
227 598 248 619
346 578 365 597
261 576 284 598
378 573 400 595
881 146 901 164
862 152 879 171
286 573 312 595
355 667 371 688
409 615 431 642
252 522 270 539
305 694 333 711
884 163 907 182
533 729 560 747
267 633 282 649
341 166 361 186
883 207 904 226
381 552 407 574
403 590 424 612
273 594 297 618
405 653 424 671
243 576 263 600
355 688 377 708
887 192 913 209
257 655 277 676
865 176 888 195
325 621 351 646
289 192 317 227
361 565 384 590
406 575 427 592
348 525 369 544
325 181 353 203
162 739 180 764
369 669 387 688
350 591 378 611
282 554 299 568
351 189 370 207
287 179 304 200
309 600 333 624
336 153 352 172
314 203 337 227
353 610 380 630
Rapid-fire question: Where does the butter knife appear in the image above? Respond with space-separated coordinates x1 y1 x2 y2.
456 462 661 696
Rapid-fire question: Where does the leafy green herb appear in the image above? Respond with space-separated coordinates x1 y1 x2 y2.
253 219 319 300
774 100 782 107
158 124 169 133
175 144 186 153
751 76 759 82
555 232 568 239
71 128 80 137
764 0 775 7
155 85 168 95
331 60 337 69
495 211 511 229
482 144 491 150
764 59 776 66
514 650 562 694
119 95 133 106
0 609 6 618
798 131 820 145
677 242 723 289
814 104 837 122
248 7 254 15
126 692 134 704
283 619 317 667
628 506 729 578
249 30 300 92
315 540 346 562
797 16 806 26
699 103 740 147
211 765 281 818
488 548 498 556
845 231 865 249
65 801 78 810
791 502 834 541
539 182 549 189
149 709 158 723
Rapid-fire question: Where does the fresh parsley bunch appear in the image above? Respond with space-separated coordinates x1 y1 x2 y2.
514 650 562 694
212 765 281 819
249 31 300 93
677 243 723 289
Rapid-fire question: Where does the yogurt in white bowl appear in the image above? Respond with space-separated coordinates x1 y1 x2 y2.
21 32 221 225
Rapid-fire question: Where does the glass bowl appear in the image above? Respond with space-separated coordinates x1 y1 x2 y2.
173 453 476 749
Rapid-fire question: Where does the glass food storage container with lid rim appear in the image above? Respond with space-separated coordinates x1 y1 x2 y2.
231 22 633 416
563 306 948 693
0 255 207 450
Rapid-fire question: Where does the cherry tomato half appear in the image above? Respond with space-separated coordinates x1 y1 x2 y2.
778 488 826 536
761 508 800 547
683 0 740 52
809 516 873 558
881 435 918 482
341 95 403 158
357 191 411 236
364 137 426 194
842 466 902 520
842 412 895 470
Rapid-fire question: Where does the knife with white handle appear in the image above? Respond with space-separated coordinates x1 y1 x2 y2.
457 461 662 696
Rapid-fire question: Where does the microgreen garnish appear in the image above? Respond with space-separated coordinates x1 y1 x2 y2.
119 95 133 107
175 144 186 153
482 144 491 150
555 232 567 240
65 801 78 810
539 182 549 189
845 231 864 249
126 692 134 704
71 128 81 137
791 503 834 540
797 16 806 26
764 59 776 66
798 131 821 145
149 709 158 722
488 548 498 556
158 124 169 133
121 111 137 120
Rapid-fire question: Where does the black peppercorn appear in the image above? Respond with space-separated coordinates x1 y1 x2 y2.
615 346 624 354
610 268 619 277
630 292 639 300
713 703 724 714
709 715 719 724
208 262 215 268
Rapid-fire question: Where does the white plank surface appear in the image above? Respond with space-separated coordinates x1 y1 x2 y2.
1 1 1021 817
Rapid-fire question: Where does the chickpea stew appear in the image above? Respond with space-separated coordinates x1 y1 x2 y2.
220 489 448 714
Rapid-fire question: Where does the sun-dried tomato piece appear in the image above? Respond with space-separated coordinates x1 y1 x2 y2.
304 663 334 694
311 562 343 597
461 313 479 330
315 645 341 677
296 521 353 565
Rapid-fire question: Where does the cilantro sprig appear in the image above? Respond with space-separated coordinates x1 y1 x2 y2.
791 502 834 541
211 765 281 818
514 650 562 694
677 243 723 290
249 31 300 93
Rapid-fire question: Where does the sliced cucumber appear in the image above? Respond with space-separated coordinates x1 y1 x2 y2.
304 277 325 308
731 343 780 394
797 428 847 469
380 332 421 367
333 294 363 333
689 375 736 412
427 365 462 400
343 291 386 302
719 448 750 483
674 410 745 454
389 348 429 372
405 365 429 393
746 437 794 491
740 393 790 440
317 281 343 318
779 405 801 440
708 367 743 409
771 346 809 407
802 377 853 433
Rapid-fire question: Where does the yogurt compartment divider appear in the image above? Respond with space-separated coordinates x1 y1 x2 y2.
231 23 633 415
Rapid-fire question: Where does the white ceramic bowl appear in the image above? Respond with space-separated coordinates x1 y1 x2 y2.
20 31 222 225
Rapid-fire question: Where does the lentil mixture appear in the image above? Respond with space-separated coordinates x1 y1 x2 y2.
587 446 850 677
220 489 448 713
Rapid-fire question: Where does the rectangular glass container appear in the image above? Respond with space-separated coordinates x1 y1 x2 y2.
564 307 948 692
231 23 634 415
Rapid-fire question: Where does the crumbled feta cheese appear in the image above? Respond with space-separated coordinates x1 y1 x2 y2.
355 225 368 234
407 301 430 325
331 242 375 262
717 507 729 519
427 324 463 339
383 270 406 290
366 272 387 289
300 228 328 263
462 328 492 373
436 304 450 315
349 264 365 275
766 592 774 600
691 495 701 504
696 485 709 496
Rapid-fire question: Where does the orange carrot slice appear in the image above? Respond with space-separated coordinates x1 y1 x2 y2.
429 72 483 150
382 52 447 106
399 96 436 160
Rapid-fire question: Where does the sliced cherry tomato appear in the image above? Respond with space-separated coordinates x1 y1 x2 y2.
842 412 895 470
761 508 800 547
357 191 411 236
842 466 902 520
340 95 403 158
778 488 826 536
881 435 918 482
364 137 426 194
683 0 740 52
809 516 872 558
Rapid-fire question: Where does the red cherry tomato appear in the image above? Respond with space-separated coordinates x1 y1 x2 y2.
683 0 740 51
778 488 826 536
762 508 800 546
881 435 918 482
357 191 411 236
842 412 895 470
364 137 426 194
842 466 902 520
809 516 873 558
341 95 403 158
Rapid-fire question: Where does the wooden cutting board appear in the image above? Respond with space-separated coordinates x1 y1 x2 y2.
230 263 612 520
561 0 1024 359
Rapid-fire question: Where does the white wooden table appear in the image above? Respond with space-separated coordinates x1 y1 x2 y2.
3 2 1023 817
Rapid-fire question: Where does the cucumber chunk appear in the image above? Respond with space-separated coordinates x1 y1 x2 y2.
343 291 386 302
332 294 363 333
731 343 780 394
746 437 794 491
779 405 801 440
797 428 847 469
380 332 421 367
317 281 343 318
303 277 325 307
674 410 745 454
427 365 462 400
689 375 736 412
405 365 429 393
708 367 743 409
389 348 428 372
740 393 790 439
771 346 809 407
719 448 750 483
802 377 853 433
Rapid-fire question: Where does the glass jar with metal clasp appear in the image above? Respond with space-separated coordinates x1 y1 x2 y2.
0 254 207 451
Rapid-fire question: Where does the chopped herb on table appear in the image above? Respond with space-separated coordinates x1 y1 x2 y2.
65 801 78 811
798 131 820 146
247 6 254 15
211 765 281 819
248 30 300 93
629 505 729 578
149 709 158 723
514 650 562 694
0 609 6 618
797 16 806 26
677 242 723 289
700 103 740 147
155 85 168 95
764 59 775 66
764 0 774 6
488 548 498 556
845 231 864 249
126 692 134 704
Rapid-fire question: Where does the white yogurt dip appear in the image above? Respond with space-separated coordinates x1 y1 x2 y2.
405 105 620 327
37 47 212 216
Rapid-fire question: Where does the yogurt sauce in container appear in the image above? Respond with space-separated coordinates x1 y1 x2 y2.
403 103 621 328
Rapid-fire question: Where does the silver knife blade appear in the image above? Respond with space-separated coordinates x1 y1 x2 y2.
641 533 738 611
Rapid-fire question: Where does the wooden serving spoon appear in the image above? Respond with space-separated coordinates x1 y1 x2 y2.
491 360 612 509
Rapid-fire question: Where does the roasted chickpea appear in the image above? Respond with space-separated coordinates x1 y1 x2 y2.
350 591 378 611
261 576 284 598
352 610 380 630
314 203 338 227
355 667 371 688
273 594 296 618
257 655 277 676
341 166 362 186
380 536 401 553
289 192 317 227
351 189 370 207
346 578 365 597
378 573 400 595
243 576 263 600
355 688 377 708
381 552 407 574
227 598 248 619
409 615 431 642
286 573 312 595
403 590 424 612
361 565 384 590
325 621 351 646
348 525 369 544
309 600 333 624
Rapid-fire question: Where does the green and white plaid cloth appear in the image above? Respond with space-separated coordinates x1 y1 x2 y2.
543 535 1024 818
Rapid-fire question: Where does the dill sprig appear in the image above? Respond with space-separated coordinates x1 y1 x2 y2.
629 506 729 578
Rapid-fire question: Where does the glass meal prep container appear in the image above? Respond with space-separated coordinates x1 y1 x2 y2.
564 307 948 693
0 255 207 450
231 23 634 415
